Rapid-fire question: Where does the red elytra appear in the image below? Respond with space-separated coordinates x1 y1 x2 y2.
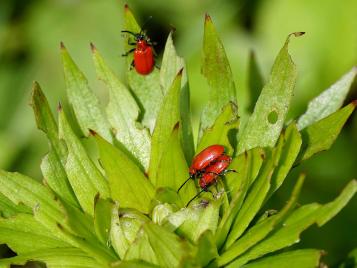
133 39 155 75
177 145 236 207
177 144 226 194
199 154 232 189
189 144 225 176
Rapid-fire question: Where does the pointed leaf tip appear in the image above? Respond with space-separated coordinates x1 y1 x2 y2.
352 99 357 107
177 68 184 76
173 121 180 130
57 102 62 112
205 13 211 22
286 32 305 44
291 31 305 37
90 42 96 52
60 41 65 49
89 129 97 136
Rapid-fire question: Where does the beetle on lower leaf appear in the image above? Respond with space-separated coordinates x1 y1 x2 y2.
177 144 237 206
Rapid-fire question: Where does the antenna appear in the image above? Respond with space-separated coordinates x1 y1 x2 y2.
140 16 153 35
185 189 206 207
177 176 192 193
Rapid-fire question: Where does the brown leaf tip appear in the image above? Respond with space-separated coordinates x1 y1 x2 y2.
205 13 211 22
352 99 357 107
294 31 305 37
60 41 65 49
94 193 100 204
177 68 184 76
173 121 180 130
90 42 96 52
124 3 129 10
289 32 305 38
169 24 177 33
57 102 62 112
89 129 97 136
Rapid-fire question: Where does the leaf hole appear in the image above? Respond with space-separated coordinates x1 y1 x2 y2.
268 110 278 124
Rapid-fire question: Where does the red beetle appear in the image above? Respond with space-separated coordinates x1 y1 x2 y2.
189 145 225 176
177 145 226 193
184 155 235 206
121 29 155 75
199 154 233 189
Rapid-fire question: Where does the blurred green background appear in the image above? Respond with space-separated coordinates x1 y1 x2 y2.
0 0 356 266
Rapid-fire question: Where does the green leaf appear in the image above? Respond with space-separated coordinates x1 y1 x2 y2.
266 123 302 199
225 140 284 248
226 180 356 267
0 170 66 227
152 188 182 208
156 123 196 205
0 192 31 217
152 203 174 225
199 14 237 137
60 43 111 140
123 5 163 132
197 102 239 155
124 228 158 265
297 102 356 162
149 70 183 185
0 213 70 254
0 248 101 268
92 45 151 170
0 173 111 261
94 132 154 214
241 249 322 268
191 198 221 242
247 50 264 114
297 67 357 130
94 196 113 245
142 222 194 268
113 260 159 268
315 179 357 226
237 32 304 154
31 82 78 207
111 204 147 259
160 32 194 163
195 231 218 267
225 203 320 267
110 202 128 259
218 174 305 266
59 201 97 243
0 172 111 262
163 205 202 233
215 148 264 249
55 221 117 264
58 108 110 216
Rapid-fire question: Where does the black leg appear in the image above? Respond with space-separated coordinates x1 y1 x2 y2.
128 39 137 46
122 48 136 57
177 175 194 193
130 60 135 70
221 169 237 175
185 189 206 207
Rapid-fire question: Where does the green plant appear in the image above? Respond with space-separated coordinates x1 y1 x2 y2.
0 5 356 268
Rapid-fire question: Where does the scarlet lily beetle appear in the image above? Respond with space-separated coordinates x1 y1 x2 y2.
177 145 226 193
121 17 156 75
199 154 233 189
177 144 236 206
186 154 236 206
